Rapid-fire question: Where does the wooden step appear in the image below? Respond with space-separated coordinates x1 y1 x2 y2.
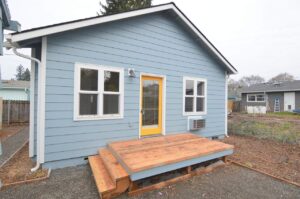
88 155 116 199
99 148 130 195
99 148 129 181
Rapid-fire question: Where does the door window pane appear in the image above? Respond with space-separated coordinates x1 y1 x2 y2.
196 97 204 112
197 81 204 96
185 80 194 95
104 71 119 92
80 69 98 91
103 94 119 114
142 80 159 126
185 97 193 112
79 94 97 115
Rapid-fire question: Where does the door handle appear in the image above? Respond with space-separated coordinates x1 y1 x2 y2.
141 109 145 115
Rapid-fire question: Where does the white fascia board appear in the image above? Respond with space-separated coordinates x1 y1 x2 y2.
9 3 236 74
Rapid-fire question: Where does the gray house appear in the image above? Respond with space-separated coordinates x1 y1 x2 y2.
241 80 300 113
6 3 237 169
0 0 20 55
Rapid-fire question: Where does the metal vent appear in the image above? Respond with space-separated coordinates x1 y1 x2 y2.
189 119 205 130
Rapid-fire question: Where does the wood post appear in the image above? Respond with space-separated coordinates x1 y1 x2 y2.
0 97 2 130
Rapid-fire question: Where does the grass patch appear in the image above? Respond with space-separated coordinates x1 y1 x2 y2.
267 112 300 119
228 118 300 144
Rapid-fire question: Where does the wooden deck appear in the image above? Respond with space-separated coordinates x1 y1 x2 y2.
108 133 233 174
89 133 234 198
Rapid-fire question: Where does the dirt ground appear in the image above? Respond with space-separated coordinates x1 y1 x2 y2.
1 165 300 199
223 134 300 185
0 125 28 141
0 143 48 185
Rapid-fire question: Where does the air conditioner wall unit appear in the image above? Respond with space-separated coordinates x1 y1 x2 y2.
189 118 205 130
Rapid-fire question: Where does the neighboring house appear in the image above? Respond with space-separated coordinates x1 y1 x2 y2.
241 80 300 113
0 0 20 55
6 3 237 169
0 80 30 100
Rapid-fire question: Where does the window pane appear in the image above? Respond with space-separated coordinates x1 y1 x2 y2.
80 69 98 91
142 80 159 126
79 94 97 115
104 71 119 92
185 97 193 112
185 80 194 95
257 95 265 101
197 81 204 96
248 95 256 101
103 94 119 114
196 97 204 112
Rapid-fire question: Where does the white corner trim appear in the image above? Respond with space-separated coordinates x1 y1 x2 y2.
9 4 236 74
225 71 228 136
29 48 36 157
182 76 207 116
73 63 124 121
38 37 47 163
139 72 166 138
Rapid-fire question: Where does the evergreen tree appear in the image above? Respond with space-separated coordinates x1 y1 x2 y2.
15 64 25 80
15 64 30 81
22 68 31 81
99 0 152 15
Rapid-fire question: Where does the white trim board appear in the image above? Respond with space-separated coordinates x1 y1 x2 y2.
8 3 237 74
37 37 47 163
29 48 35 157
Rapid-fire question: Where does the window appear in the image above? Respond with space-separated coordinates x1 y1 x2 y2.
183 77 207 115
74 63 124 120
247 94 265 102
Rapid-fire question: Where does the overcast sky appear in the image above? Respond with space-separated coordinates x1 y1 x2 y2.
1 0 300 80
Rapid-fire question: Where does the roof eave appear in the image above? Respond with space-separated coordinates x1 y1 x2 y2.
8 3 237 74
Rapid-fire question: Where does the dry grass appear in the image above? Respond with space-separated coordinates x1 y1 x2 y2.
0 143 48 185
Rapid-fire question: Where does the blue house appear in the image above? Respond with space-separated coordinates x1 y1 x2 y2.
0 0 20 55
6 3 237 171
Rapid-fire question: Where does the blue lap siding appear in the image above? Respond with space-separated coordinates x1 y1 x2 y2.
42 13 226 165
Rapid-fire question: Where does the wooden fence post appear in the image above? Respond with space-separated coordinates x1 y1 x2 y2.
0 97 2 130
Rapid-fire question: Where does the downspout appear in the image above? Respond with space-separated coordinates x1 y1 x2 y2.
11 47 41 172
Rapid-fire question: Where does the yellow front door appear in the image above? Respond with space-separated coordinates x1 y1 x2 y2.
140 76 163 136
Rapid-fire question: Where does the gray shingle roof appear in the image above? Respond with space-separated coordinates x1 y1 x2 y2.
1 80 30 89
241 80 300 93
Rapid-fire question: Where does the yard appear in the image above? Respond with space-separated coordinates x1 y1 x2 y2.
227 113 300 185
1 114 300 198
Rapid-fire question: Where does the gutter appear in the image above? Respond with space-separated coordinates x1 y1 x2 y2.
5 40 42 172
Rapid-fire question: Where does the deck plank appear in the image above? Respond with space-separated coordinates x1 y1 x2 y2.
109 133 199 152
108 133 233 173
99 148 129 180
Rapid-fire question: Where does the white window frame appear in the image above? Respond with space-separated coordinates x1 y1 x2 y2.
183 76 207 116
74 62 124 121
247 93 265 102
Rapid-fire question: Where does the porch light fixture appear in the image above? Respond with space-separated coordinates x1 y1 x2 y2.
128 68 136 77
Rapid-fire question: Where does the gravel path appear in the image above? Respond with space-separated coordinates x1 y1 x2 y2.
0 127 28 167
1 164 299 199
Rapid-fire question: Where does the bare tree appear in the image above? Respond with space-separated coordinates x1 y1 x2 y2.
239 75 265 87
268 73 294 83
